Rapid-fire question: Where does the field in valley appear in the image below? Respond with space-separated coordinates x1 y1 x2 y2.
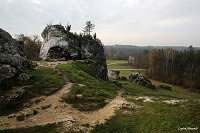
107 60 145 76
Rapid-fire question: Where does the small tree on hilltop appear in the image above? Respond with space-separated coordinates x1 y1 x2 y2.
65 22 71 32
82 21 95 35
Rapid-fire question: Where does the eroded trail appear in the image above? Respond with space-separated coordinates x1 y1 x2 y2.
0 84 126 130
0 62 127 131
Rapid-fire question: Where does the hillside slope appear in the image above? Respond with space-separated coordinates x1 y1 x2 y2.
0 61 199 133
0 61 124 132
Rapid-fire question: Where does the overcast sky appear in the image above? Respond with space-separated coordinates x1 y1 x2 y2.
1 0 200 46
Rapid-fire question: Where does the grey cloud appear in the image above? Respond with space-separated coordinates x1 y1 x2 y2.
0 0 199 46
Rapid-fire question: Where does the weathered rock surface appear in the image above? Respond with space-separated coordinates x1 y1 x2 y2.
0 28 36 82
134 96 156 102
129 72 142 81
108 70 120 80
0 88 25 107
129 72 155 89
18 73 31 82
163 99 188 105
118 102 141 110
40 24 108 80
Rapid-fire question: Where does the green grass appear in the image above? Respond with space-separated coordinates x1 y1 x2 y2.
92 101 200 133
0 122 83 133
106 60 145 77
91 79 200 133
0 68 65 116
106 60 127 64
57 61 119 111
23 68 65 96
108 63 135 69
122 81 200 100
151 80 200 100
0 123 59 133
118 70 145 77
101 59 200 132
107 60 135 69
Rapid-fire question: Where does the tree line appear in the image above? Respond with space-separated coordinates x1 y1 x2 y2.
105 45 149 60
147 46 200 91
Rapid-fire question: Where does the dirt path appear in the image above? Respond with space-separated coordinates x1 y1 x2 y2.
0 84 126 130
0 62 127 131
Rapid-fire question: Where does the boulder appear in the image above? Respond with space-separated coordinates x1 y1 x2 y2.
134 96 156 102
129 72 155 89
17 73 31 85
163 99 188 105
63 116 77 127
0 88 25 104
76 94 83 99
40 24 108 80
118 102 141 110
129 72 142 81
0 28 36 82
25 109 38 117
108 70 120 80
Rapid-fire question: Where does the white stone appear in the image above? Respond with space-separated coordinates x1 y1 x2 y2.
40 37 68 60
163 99 188 105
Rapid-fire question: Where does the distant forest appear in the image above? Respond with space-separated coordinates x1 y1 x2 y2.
105 44 200 60
105 44 200 91
147 46 200 91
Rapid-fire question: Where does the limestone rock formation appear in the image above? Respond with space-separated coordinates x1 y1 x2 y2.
0 28 36 82
108 70 120 80
40 24 108 80
129 72 155 89
118 102 141 110
163 99 188 105
134 96 157 102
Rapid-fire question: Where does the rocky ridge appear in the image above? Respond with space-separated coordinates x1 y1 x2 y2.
40 24 108 80
0 28 36 82
129 72 155 89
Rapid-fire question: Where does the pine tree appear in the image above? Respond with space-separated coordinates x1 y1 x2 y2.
82 21 95 35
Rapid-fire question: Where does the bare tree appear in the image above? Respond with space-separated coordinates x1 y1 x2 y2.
164 48 175 77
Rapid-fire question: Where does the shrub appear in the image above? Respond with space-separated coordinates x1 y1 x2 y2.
16 34 42 61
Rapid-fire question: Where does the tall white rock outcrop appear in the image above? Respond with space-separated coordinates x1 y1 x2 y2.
39 24 108 80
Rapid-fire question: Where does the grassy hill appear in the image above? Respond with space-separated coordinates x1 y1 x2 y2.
56 61 119 111
0 60 199 133
92 79 200 133
92 60 200 133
